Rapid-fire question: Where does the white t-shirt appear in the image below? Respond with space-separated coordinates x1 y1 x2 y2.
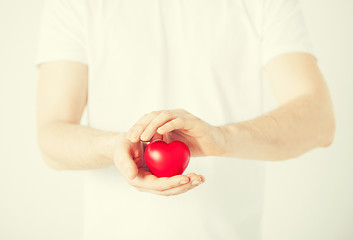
35 0 314 239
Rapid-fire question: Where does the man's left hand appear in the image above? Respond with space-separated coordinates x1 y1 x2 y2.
127 109 226 157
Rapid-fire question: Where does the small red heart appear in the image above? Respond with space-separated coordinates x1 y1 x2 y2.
144 140 190 177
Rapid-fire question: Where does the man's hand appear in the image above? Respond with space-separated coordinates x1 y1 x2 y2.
127 53 335 162
113 133 205 196
127 109 226 157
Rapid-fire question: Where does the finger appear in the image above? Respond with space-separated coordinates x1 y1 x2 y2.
157 117 187 135
138 173 204 196
150 132 163 142
148 174 189 191
140 111 177 142
114 145 138 180
129 169 190 191
199 174 206 182
159 182 199 196
128 112 159 142
186 173 203 186
153 174 191 191
137 182 197 196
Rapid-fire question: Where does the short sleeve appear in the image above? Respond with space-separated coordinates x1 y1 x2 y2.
261 0 315 65
35 0 87 68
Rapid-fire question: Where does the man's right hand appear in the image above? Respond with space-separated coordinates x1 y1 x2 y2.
113 133 205 196
37 61 205 196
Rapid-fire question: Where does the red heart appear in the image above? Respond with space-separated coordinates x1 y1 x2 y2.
144 140 190 177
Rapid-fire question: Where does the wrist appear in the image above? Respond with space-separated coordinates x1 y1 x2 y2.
96 131 123 162
209 124 231 157
217 124 239 157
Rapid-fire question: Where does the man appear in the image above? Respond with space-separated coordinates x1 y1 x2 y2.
36 0 335 239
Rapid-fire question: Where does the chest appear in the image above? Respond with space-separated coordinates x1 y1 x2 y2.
84 0 261 71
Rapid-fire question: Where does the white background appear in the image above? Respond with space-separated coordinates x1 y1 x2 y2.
0 0 352 239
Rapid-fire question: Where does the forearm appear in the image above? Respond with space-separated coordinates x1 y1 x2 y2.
37 121 119 170
220 93 335 161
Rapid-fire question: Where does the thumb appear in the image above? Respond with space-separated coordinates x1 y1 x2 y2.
113 145 138 180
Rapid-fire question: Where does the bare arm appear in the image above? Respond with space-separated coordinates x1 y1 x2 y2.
221 53 336 160
128 53 335 161
36 61 117 170
36 61 203 196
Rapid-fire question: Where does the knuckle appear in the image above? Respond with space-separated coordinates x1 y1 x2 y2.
147 122 157 129
185 113 195 120
178 116 186 123
181 109 189 114
142 113 150 119
129 126 137 133
194 115 202 122
129 126 138 133
161 110 172 118
188 173 197 178
150 111 160 116
133 124 144 131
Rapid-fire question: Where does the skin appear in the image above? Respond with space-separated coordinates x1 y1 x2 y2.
37 52 335 196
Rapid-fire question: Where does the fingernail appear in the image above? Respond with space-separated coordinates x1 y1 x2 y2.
192 181 201 186
141 133 148 141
